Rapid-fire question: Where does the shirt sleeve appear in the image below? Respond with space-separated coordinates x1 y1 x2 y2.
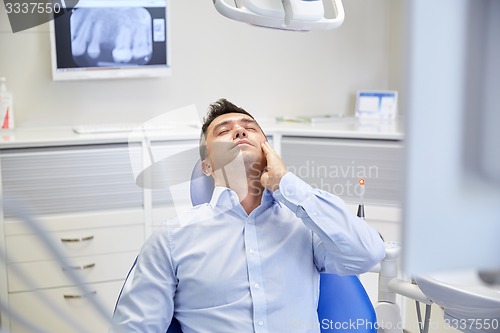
273 172 385 275
109 230 177 333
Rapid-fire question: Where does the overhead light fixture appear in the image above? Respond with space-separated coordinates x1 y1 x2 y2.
213 0 345 31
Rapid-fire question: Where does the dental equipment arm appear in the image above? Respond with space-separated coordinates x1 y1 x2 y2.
372 241 433 333
213 0 345 31
357 180 431 333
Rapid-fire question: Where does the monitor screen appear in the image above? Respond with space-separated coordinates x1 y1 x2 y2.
50 0 171 81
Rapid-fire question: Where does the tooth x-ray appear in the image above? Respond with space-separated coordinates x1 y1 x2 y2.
50 0 170 80
70 7 162 66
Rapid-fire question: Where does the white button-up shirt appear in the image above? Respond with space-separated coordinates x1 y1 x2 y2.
111 172 385 333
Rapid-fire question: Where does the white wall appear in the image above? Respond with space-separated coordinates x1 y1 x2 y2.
0 0 400 128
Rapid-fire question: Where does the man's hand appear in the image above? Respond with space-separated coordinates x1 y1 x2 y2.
260 141 288 192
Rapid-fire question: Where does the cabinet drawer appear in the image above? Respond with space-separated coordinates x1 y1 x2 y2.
7 251 137 293
5 224 144 263
281 137 404 205
8 280 123 333
0 143 143 218
4 209 145 235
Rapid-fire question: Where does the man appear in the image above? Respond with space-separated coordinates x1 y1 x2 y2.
111 98 385 333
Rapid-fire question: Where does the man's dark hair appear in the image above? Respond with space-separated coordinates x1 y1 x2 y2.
199 98 255 160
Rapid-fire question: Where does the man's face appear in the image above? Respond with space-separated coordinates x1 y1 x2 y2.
203 113 267 174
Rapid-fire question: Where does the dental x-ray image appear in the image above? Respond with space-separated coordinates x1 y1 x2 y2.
69 7 161 66
50 0 170 80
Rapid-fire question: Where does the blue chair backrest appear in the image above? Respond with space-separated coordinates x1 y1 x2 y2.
117 160 377 333
317 274 376 333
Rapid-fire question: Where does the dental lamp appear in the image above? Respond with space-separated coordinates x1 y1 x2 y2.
213 0 345 31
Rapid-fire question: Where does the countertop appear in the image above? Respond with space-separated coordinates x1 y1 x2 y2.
0 117 404 149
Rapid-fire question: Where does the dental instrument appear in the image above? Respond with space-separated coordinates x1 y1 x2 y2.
357 178 365 219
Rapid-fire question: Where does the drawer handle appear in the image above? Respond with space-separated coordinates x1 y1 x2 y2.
60 235 94 243
62 263 96 271
63 291 97 300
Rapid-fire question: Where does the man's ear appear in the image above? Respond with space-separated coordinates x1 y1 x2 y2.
201 159 212 176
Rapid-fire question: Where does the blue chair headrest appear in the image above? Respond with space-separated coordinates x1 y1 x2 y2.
189 159 215 206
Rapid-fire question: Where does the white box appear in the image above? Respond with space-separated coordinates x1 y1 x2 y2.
355 90 398 120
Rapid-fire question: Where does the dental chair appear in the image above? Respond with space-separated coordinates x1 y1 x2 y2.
115 160 377 333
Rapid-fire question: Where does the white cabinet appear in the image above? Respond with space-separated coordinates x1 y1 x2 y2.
0 143 145 333
3 219 141 332
9 281 124 333
280 136 404 238
281 137 404 206
0 143 143 217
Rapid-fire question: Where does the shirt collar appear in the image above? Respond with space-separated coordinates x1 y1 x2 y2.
209 186 282 213
209 186 239 212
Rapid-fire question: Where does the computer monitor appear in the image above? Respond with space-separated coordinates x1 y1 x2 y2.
49 0 171 81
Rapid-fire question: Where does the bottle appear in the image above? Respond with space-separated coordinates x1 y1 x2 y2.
0 77 14 129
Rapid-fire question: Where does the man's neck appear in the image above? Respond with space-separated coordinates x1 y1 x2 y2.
213 171 265 215
239 178 265 215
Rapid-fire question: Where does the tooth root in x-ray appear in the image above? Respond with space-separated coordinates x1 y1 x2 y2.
87 20 103 59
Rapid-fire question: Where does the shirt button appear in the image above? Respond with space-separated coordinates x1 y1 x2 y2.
254 283 260 289
258 321 264 326
249 249 255 254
